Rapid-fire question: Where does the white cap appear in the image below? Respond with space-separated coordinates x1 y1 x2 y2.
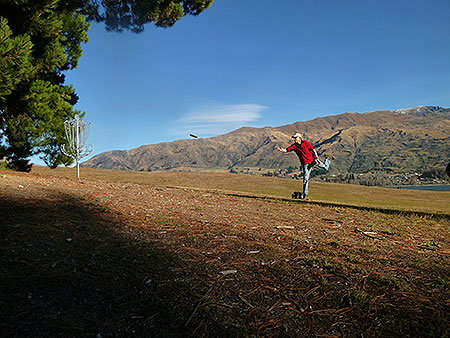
292 132 302 138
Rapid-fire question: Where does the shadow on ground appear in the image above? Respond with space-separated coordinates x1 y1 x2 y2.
0 193 233 338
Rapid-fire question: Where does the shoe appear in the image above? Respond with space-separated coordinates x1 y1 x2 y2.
300 193 309 200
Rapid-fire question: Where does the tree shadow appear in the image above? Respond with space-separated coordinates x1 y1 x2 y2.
0 192 233 338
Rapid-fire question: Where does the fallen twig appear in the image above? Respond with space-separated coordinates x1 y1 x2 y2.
238 294 254 308
185 284 214 327
355 228 382 240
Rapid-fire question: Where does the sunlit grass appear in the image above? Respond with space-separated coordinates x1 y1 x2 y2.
32 166 450 216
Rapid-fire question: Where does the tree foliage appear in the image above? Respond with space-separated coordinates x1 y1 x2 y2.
0 0 90 171
0 17 33 100
80 0 214 32
0 0 213 171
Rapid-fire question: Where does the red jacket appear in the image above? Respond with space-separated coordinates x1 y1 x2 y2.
286 140 316 165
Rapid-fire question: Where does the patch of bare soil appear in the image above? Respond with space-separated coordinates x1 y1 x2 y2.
1 169 449 337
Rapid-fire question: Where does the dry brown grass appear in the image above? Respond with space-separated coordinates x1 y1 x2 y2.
2 167 449 337
32 166 450 216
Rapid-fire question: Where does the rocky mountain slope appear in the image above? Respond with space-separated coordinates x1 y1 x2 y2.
82 106 450 175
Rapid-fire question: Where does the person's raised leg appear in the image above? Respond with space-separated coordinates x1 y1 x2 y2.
316 158 330 171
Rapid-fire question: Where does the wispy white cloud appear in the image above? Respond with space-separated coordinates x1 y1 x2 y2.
175 104 266 137
179 104 265 123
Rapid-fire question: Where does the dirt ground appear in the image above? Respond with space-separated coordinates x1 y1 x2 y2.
1 169 449 337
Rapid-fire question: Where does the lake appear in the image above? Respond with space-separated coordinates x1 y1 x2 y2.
392 185 450 192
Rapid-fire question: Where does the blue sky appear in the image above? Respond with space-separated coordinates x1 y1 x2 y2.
34 0 450 164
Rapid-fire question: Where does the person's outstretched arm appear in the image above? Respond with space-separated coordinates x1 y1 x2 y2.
277 146 287 153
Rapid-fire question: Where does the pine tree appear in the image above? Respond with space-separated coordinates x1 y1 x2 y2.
0 0 89 170
0 17 33 100
0 0 213 171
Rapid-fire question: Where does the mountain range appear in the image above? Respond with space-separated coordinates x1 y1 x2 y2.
82 106 450 176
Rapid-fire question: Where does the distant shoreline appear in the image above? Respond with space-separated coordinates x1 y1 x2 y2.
391 184 450 192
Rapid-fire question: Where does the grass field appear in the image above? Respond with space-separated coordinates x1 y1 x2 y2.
2 166 450 337
32 166 450 217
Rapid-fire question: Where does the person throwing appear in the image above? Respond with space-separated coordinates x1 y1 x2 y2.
277 132 332 200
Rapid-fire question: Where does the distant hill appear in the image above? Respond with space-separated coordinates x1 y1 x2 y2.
82 106 450 175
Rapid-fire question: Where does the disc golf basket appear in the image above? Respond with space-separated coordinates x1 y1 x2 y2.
61 115 93 179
